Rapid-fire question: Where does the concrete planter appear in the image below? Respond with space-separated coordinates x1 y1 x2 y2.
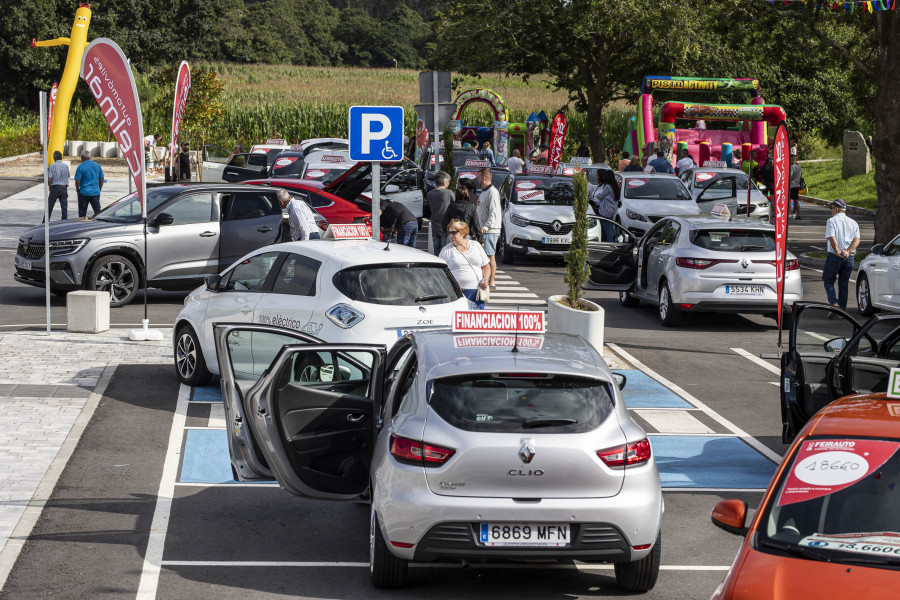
547 295 605 352
67 140 84 157
100 142 118 158
82 141 101 157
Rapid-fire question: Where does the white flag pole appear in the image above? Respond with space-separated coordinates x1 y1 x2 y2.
40 91 51 335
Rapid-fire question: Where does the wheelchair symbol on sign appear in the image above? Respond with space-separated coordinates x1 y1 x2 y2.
381 141 399 160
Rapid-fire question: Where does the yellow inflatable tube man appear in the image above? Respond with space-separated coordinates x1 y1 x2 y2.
32 4 92 165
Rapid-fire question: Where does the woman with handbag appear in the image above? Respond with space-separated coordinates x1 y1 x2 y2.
439 219 491 309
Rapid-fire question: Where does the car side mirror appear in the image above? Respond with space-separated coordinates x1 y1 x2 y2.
612 372 627 390
151 213 174 227
205 274 222 292
871 244 883 255
712 499 748 536
824 337 847 354
384 184 400 194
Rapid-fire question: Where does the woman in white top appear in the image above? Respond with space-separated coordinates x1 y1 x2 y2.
439 219 490 309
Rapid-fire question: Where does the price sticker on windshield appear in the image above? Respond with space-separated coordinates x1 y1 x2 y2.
516 181 537 191
888 368 900 399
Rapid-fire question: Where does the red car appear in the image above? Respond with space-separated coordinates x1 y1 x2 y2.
244 179 372 233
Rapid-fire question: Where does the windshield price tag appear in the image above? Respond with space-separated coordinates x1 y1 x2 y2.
527 165 553 174
711 203 731 221
703 160 727 168
799 533 900 557
452 311 546 333
519 190 545 203
464 159 490 167
265 138 286 145
571 157 592 164
888 368 900 399
321 155 346 163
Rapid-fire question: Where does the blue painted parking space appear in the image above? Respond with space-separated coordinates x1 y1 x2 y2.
190 382 222 403
180 429 234 483
649 435 776 489
613 370 693 409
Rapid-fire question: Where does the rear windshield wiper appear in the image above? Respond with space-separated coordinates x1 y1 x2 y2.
414 294 447 303
741 244 766 251
523 417 577 429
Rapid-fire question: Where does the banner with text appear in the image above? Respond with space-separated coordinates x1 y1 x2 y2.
170 61 191 169
773 122 790 342
47 83 58 142
547 112 568 172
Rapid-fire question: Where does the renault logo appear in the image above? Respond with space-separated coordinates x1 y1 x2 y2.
519 440 535 464
741 258 749 269
552 220 562 233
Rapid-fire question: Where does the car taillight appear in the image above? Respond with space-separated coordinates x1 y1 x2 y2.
390 434 455 467
597 438 652 468
761 259 799 270
676 257 738 269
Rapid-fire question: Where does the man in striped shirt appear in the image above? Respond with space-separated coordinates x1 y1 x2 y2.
45 151 69 221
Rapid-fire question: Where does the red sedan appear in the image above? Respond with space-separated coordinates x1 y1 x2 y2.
244 179 372 233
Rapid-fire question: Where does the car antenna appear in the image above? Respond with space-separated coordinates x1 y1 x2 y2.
511 305 520 353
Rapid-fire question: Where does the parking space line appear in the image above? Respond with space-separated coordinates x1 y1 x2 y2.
608 344 782 464
731 347 779 375
175 482 278 487
208 404 226 428
158 560 730 571
136 383 190 600
633 409 715 434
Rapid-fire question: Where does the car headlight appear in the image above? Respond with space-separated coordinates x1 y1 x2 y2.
327 303 365 329
587 217 600 229
49 238 89 256
625 210 647 222
509 213 530 227
756 202 770 208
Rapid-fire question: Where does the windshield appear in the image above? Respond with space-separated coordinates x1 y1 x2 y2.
93 188 179 223
693 171 758 191
271 155 304 178
429 373 613 434
334 263 461 305
757 437 900 570
512 177 574 206
303 166 349 186
623 177 692 200
457 170 510 194
691 229 776 252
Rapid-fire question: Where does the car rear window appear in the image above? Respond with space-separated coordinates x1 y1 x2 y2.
429 373 614 433
691 229 776 252
334 263 462 305
623 178 691 200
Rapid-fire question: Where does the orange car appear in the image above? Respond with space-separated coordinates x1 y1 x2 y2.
710 392 900 599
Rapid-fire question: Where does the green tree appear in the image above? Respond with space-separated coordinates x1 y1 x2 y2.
179 67 226 167
564 172 590 309
443 124 455 187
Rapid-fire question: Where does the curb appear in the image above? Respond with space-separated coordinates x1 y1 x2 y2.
799 194 876 217
0 152 40 164
799 252 860 271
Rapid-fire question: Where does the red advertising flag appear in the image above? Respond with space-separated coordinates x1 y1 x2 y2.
547 112 568 172
47 83 58 142
170 61 191 169
773 122 790 342
80 38 146 216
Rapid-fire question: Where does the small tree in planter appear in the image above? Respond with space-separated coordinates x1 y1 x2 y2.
562 172 593 310
443 124 455 189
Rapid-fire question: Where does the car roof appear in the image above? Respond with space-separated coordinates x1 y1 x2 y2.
682 167 745 174
252 239 443 265
581 163 614 170
409 330 608 379
803 393 900 440
675 216 775 230
150 183 281 194
619 171 680 179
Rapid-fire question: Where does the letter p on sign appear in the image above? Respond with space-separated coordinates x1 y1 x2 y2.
349 106 405 162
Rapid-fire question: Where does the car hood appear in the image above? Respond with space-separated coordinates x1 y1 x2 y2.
508 204 576 223
622 199 701 217
19 219 132 243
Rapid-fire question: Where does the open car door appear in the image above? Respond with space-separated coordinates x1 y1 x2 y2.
223 153 269 183
202 145 231 182
695 175 738 216
780 303 863 442
214 323 385 499
582 218 637 291
827 314 900 400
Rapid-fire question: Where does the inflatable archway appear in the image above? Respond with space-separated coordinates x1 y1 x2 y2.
453 88 509 164
32 4 93 164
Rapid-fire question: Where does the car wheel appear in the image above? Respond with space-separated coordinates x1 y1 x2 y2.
658 282 682 327
614 533 661 593
619 288 640 307
499 229 514 265
174 325 212 386
88 254 139 307
856 273 877 317
370 503 408 589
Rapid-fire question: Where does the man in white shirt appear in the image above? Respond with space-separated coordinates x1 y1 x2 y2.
476 168 502 287
823 198 860 311
675 149 695 175
507 149 524 174
277 189 320 241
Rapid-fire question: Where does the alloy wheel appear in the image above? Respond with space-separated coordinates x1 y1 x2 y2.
176 332 196 379
94 260 136 304
659 287 669 320
858 277 869 313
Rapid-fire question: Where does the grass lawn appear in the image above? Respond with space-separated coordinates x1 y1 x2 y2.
799 160 876 211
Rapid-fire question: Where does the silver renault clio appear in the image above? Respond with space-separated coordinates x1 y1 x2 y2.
214 323 663 592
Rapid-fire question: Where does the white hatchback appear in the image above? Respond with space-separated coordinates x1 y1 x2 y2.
173 239 470 385
614 173 702 238
856 232 900 316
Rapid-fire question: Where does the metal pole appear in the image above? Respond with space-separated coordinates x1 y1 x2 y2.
432 70 440 179
371 161 380 241
40 91 50 335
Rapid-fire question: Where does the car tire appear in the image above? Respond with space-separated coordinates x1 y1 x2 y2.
619 288 640 307
499 229 514 265
856 273 877 317
614 533 661 593
370 504 408 589
88 254 139 307
174 325 213 386
658 282 682 327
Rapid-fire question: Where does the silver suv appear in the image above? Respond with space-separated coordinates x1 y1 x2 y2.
13 184 316 307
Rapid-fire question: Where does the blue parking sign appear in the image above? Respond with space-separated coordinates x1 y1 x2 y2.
348 106 405 162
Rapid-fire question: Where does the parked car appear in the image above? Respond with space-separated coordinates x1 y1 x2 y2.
779 302 900 443
613 172 702 238
13 184 314 307
710 391 900 599
584 215 802 327
318 159 424 220
244 179 371 229
579 163 615 185
678 166 772 222
856 232 900 316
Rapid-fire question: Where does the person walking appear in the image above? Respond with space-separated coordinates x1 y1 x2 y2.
427 171 453 255
442 184 482 243
176 143 192 181
823 199 860 312
730 148 742 170
789 151 803 219
759 148 775 199
618 151 630 172
45 150 70 221
74 150 104 218
675 149 695 175
380 200 418 248
278 189 320 241
648 148 674 174
624 155 643 172
440 219 490 309
507 149 524 174
479 141 495 166
588 169 620 241
576 139 591 159
476 167 501 288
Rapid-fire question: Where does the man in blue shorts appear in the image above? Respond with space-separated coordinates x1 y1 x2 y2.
476 167 501 288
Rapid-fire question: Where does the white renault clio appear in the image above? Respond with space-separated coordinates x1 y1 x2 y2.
173 238 469 385
212 317 663 592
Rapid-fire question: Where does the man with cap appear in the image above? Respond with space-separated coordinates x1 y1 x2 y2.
823 198 860 312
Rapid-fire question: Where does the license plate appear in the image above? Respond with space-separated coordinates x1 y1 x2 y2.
542 235 571 245
479 523 570 547
725 284 765 295
15 256 32 270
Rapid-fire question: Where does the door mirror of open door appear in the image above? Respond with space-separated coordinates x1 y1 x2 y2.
824 337 846 354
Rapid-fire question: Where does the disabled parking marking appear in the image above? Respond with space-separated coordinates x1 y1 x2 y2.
650 435 776 489
190 383 222 403
613 369 693 409
180 430 234 484
633 409 715 434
